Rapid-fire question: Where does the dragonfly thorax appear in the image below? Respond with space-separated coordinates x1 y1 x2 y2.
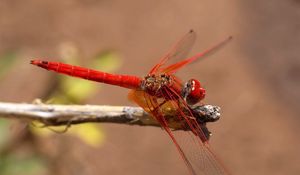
141 74 173 95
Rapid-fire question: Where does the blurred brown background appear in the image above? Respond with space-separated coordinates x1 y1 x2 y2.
0 0 299 175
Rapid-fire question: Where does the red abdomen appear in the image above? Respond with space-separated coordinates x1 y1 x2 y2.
31 60 142 89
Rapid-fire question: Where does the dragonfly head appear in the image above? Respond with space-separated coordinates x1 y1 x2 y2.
182 79 206 105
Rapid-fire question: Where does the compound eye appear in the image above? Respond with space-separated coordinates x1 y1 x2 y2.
199 87 206 100
182 79 206 105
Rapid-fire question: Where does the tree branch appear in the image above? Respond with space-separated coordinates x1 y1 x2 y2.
0 101 221 128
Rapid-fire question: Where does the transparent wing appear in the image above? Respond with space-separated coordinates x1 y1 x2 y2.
128 79 230 175
149 30 196 74
161 36 233 74
162 85 229 175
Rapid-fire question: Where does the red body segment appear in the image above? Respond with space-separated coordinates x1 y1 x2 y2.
30 60 142 89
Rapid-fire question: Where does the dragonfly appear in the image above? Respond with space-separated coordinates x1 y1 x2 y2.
31 30 232 175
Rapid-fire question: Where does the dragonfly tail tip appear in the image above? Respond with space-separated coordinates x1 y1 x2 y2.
30 59 38 65
30 59 49 67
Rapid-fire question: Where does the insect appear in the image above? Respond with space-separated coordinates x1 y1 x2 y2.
31 30 232 175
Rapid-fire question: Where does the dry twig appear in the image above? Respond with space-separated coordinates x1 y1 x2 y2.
0 101 221 129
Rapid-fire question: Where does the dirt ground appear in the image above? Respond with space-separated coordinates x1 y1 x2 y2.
0 0 299 175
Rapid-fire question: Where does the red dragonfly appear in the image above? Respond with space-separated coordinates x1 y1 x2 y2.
31 30 232 175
